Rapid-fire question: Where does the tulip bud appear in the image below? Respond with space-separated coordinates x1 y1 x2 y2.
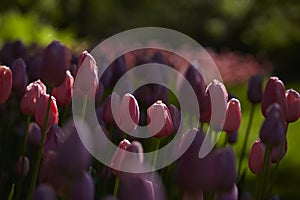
20 80 46 116
40 41 69 88
28 122 42 147
227 131 238 144
247 75 263 104
147 100 173 138
10 58 28 96
260 103 286 147
261 77 287 118
32 184 57 200
248 139 267 174
52 70 74 106
200 87 211 123
168 104 181 134
43 125 65 155
0 65 13 104
271 138 287 163
102 93 121 125
117 93 140 132
213 184 238 200
34 93 59 129
286 89 300 123
110 139 131 176
15 155 30 177
70 171 95 200
223 98 242 134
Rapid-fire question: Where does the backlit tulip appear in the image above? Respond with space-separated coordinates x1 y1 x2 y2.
247 75 263 104
0 65 13 104
34 93 59 128
261 77 287 118
147 100 173 138
248 139 267 174
117 93 140 132
286 89 300 123
10 58 28 96
223 98 242 134
15 155 30 177
40 41 69 87
52 70 74 106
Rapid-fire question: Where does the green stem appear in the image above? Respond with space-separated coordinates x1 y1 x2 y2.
27 93 52 200
16 116 31 200
238 103 255 179
8 184 15 200
152 139 161 172
223 133 229 147
81 93 88 121
113 176 119 198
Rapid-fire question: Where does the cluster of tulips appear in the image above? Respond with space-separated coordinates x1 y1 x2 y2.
0 40 300 200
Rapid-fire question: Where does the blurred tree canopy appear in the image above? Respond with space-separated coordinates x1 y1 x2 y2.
0 0 300 80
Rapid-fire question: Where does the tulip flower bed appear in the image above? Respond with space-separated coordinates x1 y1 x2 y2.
0 40 300 200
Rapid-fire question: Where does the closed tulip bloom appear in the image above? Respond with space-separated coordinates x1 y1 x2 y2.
261 77 287 118
43 125 65 155
271 138 287 163
227 131 238 144
20 80 46 115
223 98 242 134
110 139 131 176
248 139 266 174
28 122 42 147
260 103 286 147
15 155 30 176
10 58 28 96
147 100 173 138
200 87 212 123
0 65 13 104
52 70 74 106
70 171 95 200
168 104 181 134
213 184 238 200
247 75 263 104
40 41 68 87
286 89 300 123
34 93 59 129
102 93 121 125
117 93 140 132
32 184 57 200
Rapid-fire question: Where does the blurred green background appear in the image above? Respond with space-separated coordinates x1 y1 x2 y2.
0 0 300 199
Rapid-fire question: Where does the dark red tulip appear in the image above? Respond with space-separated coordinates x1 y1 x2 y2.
34 93 59 129
0 65 13 104
70 171 95 200
102 93 121 125
10 58 28 96
247 75 263 104
261 77 287 118
52 70 74 106
15 155 30 177
147 100 173 138
43 125 65 155
28 122 42 147
117 93 140 132
286 89 300 123
32 184 57 200
20 80 46 116
40 41 69 88
168 104 181 134
223 98 242 134
260 103 286 147
248 139 267 174
200 87 212 123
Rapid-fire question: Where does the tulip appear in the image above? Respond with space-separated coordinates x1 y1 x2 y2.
271 138 287 163
261 77 287 118
260 103 286 147
223 98 242 134
213 184 238 200
286 89 300 123
28 122 42 147
34 93 59 129
248 139 267 174
20 80 46 116
43 125 65 155
0 65 13 104
227 131 238 144
102 93 121 125
168 104 181 134
200 87 211 123
117 93 140 132
40 41 69 88
70 171 95 200
15 155 30 176
247 75 263 104
10 58 28 96
52 70 74 106
147 100 173 138
31 184 57 200
110 139 131 176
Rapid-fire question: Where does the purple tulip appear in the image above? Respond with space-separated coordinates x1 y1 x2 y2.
69 171 95 200
271 138 287 163
43 125 65 155
213 184 238 200
15 155 30 177
28 122 42 147
10 58 28 96
32 184 57 200
286 89 300 123
168 104 181 134
247 75 263 104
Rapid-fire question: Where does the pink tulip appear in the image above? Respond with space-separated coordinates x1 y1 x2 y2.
147 100 173 138
286 89 300 123
117 93 140 132
52 70 74 106
34 93 59 128
223 98 242 134
0 65 13 104
248 139 268 174
110 139 131 176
